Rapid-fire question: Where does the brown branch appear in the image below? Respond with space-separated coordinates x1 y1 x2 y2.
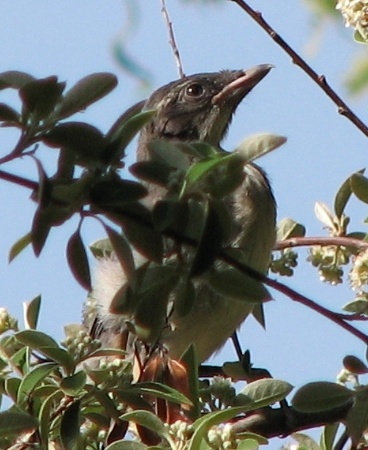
0 169 38 191
229 0 368 138
1 167 366 346
231 402 352 439
220 249 368 345
160 0 185 78
275 236 368 251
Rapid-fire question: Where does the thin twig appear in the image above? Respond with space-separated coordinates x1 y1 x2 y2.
229 0 368 138
231 331 243 360
160 0 185 78
220 249 368 345
275 236 368 251
0 169 38 190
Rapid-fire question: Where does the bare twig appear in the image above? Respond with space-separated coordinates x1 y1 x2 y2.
229 0 368 138
160 0 185 78
0 169 38 191
220 249 368 345
275 236 368 251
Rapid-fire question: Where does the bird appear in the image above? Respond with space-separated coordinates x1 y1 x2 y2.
86 64 276 368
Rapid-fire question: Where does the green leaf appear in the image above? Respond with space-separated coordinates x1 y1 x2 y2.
23 295 41 329
188 402 269 450
90 178 147 206
222 361 249 381
44 122 105 165
354 29 368 44
58 72 118 119
106 100 145 139
190 141 219 158
174 276 196 317
342 297 368 315
119 410 169 440
105 441 148 450
181 344 200 421
152 199 190 234
60 371 87 396
235 133 287 162
4 378 21 402
88 388 122 420
36 346 75 373
351 172 368 204
39 390 64 447
0 410 38 436
31 205 52 257
8 232 32 262
189 200 224 277
320 422 340 450
207 267 271 302
89 238 114 258
17 362 57 403
346 388 368 443
120 216 163 264
292 382 353 412
334 170 364 218
0 70 35 90
241 379 293 404
19 76 66 120
80 348 127 361
60 400 81 450
130 160 173 187
66 229 92 291
105 109 156 164
15 329 59 349
290 433 320 450
314 202 335 230
133 382 191 405
9 346 28 373
184 154 226 186
343 355 368 374
236 438 260 450
0 103 19 123
277 217 306 241
149 139 191 170
132 267 178 343
103 225 136 289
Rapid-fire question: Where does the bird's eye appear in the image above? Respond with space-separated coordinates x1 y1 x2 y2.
184 83 205 98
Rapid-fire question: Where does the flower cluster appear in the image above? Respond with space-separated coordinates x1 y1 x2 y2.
336 0 368 40
349 249 368 290
62 328 101 363
270 249 298 277
0 308 18 334
207 423 237 450
308 245 350 285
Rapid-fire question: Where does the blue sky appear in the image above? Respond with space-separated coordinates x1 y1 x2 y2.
0 1 367 446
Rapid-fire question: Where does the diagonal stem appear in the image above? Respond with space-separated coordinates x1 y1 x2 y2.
229 0 368 138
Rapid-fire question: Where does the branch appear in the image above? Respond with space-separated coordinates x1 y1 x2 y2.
275 236 368 251
160 0 185 78
231 402 352 439
229 0 368 138
2 167 366 345
0 169 38 191
220 249 368 345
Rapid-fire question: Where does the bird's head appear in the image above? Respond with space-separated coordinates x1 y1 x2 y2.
138 64 273 159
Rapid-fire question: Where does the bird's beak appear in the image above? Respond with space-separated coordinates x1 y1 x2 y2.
212 64 274 105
